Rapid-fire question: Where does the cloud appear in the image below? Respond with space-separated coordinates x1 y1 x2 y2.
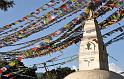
109 63 124 76
71 63 124 76
72 66 78 71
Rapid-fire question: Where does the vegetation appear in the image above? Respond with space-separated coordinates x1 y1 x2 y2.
0 60 37 79
0 0 15 11
38 67 75 79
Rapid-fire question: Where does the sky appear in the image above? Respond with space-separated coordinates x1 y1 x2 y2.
0 0 124 73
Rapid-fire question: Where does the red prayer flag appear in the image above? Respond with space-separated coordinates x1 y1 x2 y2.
62 0 66 2
93 0 100 3
60 4 68 12
0 69 2 74
32 47 38 51
17 57 22 61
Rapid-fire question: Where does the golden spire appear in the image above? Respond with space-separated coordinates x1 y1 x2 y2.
87 10 94 20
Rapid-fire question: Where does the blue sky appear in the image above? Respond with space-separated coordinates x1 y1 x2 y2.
0 0 124 72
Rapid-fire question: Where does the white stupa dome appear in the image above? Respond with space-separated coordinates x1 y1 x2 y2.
64 70 124 79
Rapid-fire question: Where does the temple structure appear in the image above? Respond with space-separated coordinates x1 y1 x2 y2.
64 11 124 79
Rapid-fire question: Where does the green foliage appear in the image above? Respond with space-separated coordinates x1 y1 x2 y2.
0 61 8 68
40 67 75 79
0 0 15 11
0 60 37 79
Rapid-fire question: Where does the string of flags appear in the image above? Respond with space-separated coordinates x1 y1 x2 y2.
2 1 120 46
33 54 77 66
0 21 33 37
6 9 83 47
105 32 124 46
8 22 81 52
102 24 124 38
38 55 78 68
98 7 124 29
16 8 124 58
2 3 123 57
7 23 83 58
0 0 122 49
0 0 72 38
0 57 22 78
0 0 122 57
0 61 37 79
0 54 78 78
0 0 124 79
0 0 66 33
0 11 83 55
94 0 124 19
0 0 80 36
6 13 84 53
2 24 83 58
0 0 118 37
0 0 85 48
0 0 69 37
0 0 122 65
0 53 77 78
1 70 23 79
5 9 123 53
0 0 86 37
7 17 84 58
0 14 84 57
22 26 83 58
0 0 123 35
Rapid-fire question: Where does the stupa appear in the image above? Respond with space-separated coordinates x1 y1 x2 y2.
64 11 124 79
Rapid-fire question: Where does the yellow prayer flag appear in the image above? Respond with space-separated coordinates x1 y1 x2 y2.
18 34 23 38
44 38 51 43
71 0 77 2
64 24 69 29
9 62 16 67
15 21 20 24
84 8 90 14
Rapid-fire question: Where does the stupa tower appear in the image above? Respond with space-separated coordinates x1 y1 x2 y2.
64 10 124 79
79 10 108 70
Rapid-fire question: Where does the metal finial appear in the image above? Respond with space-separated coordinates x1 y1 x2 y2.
87 10 93 20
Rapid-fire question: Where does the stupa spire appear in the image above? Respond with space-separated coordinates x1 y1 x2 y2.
79 10 109 70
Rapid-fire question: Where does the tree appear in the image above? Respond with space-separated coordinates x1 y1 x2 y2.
1 59 38 79
0 0 15 11
40 67 75 79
